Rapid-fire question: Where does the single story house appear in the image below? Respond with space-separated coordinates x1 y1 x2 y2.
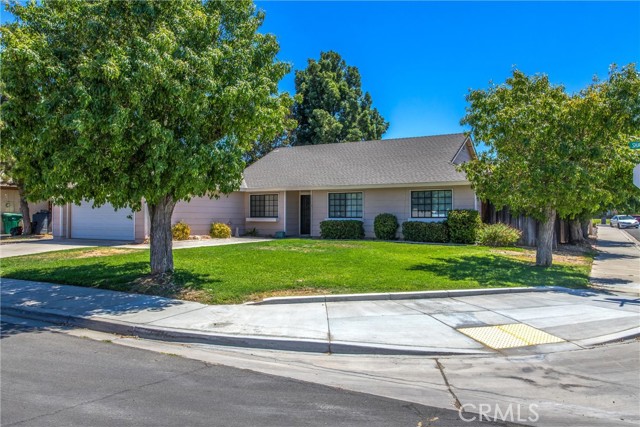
51 133 479 241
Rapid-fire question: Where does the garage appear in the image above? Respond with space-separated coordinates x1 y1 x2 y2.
70 201 135 241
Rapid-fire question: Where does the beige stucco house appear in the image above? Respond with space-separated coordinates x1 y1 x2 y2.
52 133 479 241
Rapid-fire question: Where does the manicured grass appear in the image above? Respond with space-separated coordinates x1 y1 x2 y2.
0 239 593 304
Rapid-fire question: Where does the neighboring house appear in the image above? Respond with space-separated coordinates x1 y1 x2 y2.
0 181 50 219
52 133 479 241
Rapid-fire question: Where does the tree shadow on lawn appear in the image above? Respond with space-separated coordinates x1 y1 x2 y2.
3 261 220 307
408 255 590 288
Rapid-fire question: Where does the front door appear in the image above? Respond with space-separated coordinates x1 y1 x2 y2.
300 195 311 235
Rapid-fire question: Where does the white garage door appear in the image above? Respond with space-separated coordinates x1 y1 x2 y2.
71 201 134 241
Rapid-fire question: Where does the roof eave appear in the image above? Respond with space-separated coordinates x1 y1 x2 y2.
240 180 472 192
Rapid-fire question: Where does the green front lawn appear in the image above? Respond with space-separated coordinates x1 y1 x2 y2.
0 239 593 304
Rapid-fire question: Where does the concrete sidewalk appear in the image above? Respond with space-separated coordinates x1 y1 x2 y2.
118 237 272 250
591 225 640 295
2 278 638 355
2 224 639 355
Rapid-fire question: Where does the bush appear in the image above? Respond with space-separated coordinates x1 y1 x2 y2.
447 209 482 244
210 222 231 238
374 213 399 240
401 221 449 243
477 223 522 247
171 221 191 240
320 220 364 239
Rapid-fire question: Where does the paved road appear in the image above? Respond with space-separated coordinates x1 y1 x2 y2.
107 328 640 427
624 227 640 243
0 319 509 427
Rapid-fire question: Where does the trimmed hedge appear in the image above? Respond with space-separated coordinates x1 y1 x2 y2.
374 213 399 240
477 223 521 247
402 221 449 243
447 209 482 244
320 220 364 239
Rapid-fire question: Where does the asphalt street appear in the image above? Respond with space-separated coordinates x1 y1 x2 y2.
623 227 640 243
0 319 514 427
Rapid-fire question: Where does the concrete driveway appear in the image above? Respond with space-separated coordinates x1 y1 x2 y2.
0 239 133 259
0 237 273 259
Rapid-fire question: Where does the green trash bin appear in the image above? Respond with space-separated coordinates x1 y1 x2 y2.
2 213 23 234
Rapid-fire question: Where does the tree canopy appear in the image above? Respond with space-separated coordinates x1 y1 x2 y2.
461 65 640 266
291 51 388 145
1 0 294 273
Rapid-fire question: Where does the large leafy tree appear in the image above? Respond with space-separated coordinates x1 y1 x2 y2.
243 131 292 165
0 48 39 235
563 65 640 241
291 51 388 145
461 65 640 266
1 0 293 274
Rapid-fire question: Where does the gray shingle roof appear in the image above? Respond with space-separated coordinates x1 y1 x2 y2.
241 133 471 190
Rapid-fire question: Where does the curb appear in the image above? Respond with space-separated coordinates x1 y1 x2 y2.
251 286 576 305
0 237 53 246
0 306 490 356
574 327 640 347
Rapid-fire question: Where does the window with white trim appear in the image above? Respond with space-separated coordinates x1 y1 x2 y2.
328 192 363 218
250 194 278 218
411 190 452 218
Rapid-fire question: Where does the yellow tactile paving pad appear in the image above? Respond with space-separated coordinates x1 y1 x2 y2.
457 324 565 349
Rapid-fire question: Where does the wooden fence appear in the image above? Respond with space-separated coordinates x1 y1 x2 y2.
480 201 581 247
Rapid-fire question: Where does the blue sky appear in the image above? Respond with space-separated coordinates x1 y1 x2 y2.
255 1 639 139
3 2 638 140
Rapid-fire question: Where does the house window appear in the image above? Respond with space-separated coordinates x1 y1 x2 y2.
250 194 278 218
328 192 363 218
411 190 452 218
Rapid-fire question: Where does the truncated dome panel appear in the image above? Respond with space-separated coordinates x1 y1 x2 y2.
458 324 565 349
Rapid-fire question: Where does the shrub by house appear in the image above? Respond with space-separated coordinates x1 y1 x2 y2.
374 213 399 240
210 222 232 239
477 223 522 247
447 209 482 244
320 220 365 239
171 221 191 240
402 221 449 243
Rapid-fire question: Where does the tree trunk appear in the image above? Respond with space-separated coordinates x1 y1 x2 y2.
580 219 590 238
17 183 31 235
536 207 556 267
148 195 176 275
569 218 584 243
